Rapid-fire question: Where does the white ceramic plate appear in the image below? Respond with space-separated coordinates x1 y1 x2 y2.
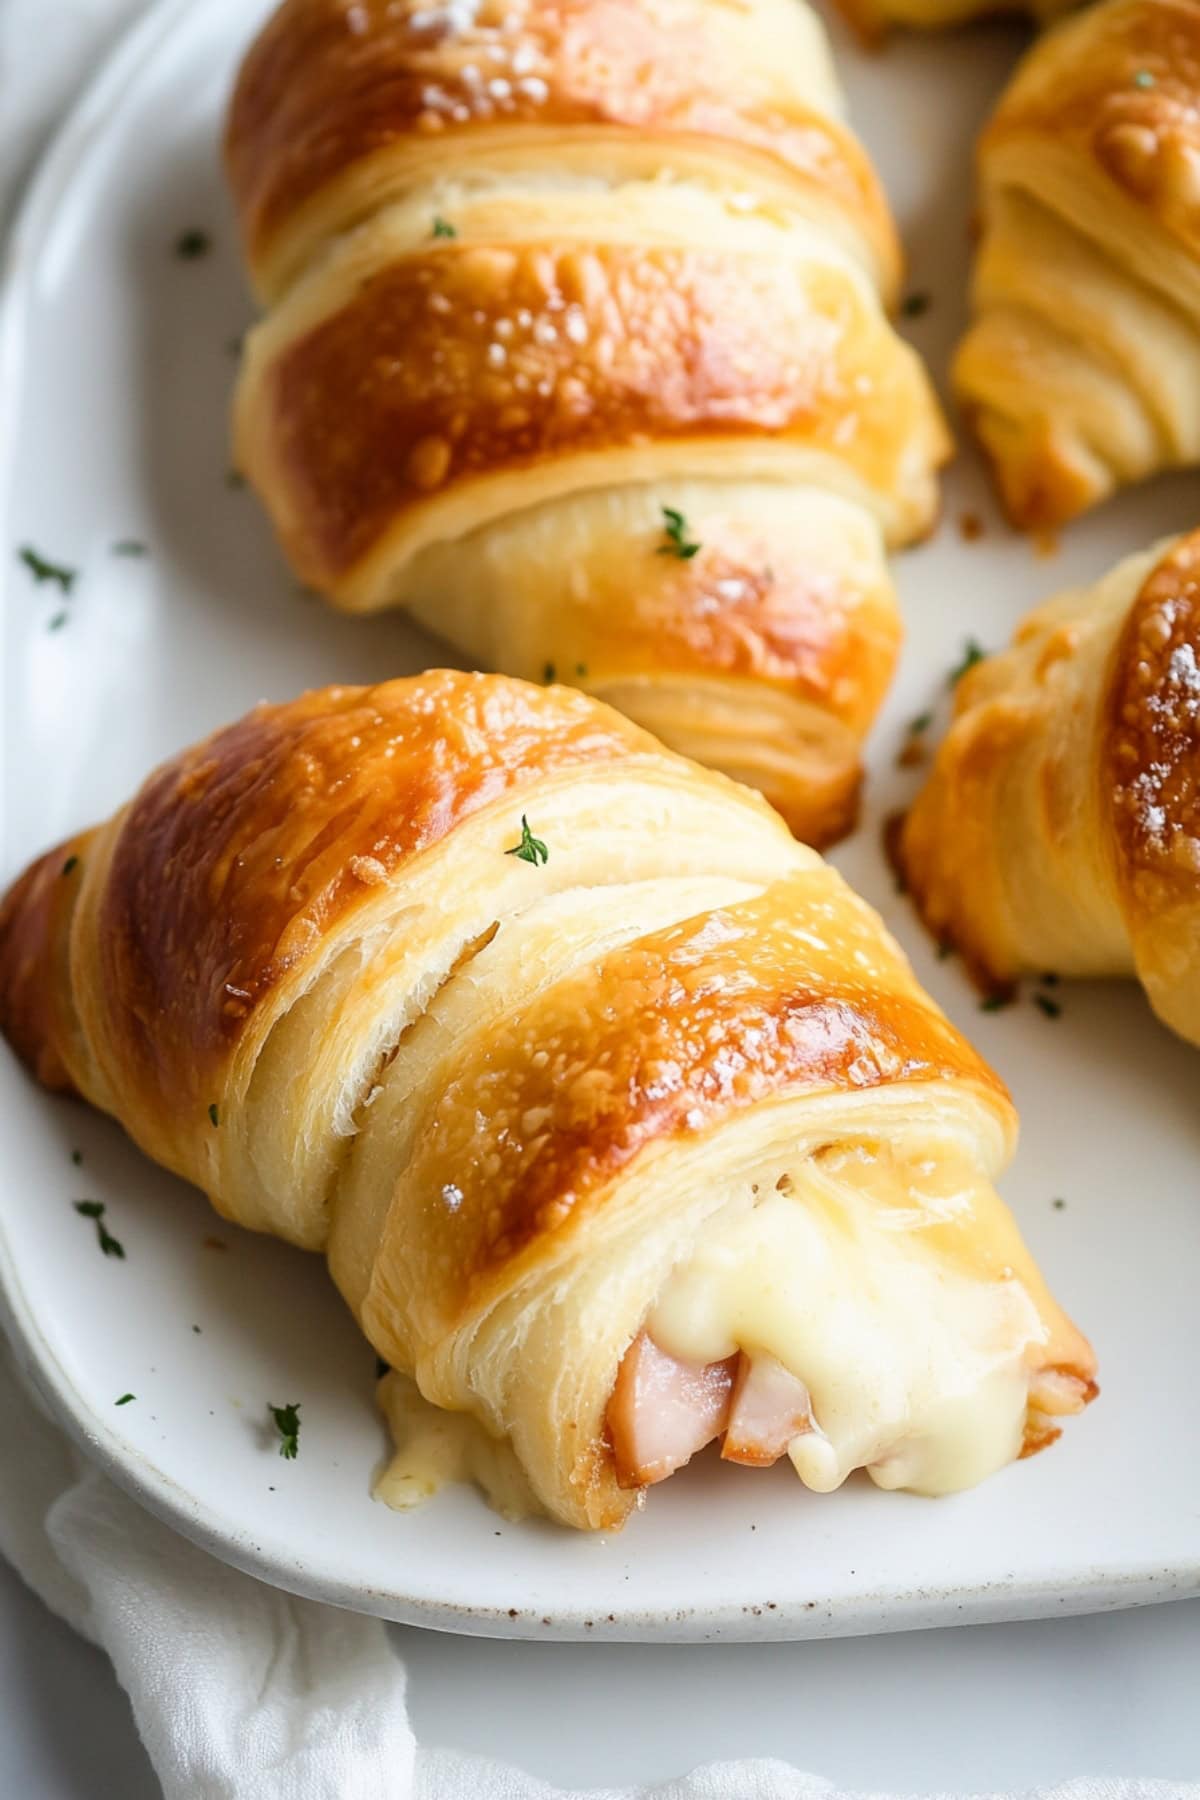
2 0 1198 1645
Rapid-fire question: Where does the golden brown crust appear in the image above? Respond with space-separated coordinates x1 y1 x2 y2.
1104 526 1200 907
226 0 897 298
256 242 931 587
896 529 1200 1044
0 836 91 1093
580 545 900 732
986 0 1200 263
84 672 651 1124
384 873 1008 1317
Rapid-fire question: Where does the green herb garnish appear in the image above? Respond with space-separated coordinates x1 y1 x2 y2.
543 661 556 683
175 229 210 260
71 1149 82 1166
19 546 75 593
115 1393 135 1406
505 815 549 866
908 710 934 736
1033 992 1062 1019
47 611 68 632
656 506 701 561
269 1401 301 1460
431 216 457 239
375 1356 390 1379
949 639 986 685
208 1102 219 1127
74 1199 125 1259
901 291 931 318
979 993 1012 1013
1051 1197 1067 1211
111 539 147 558
575 662 588 677
62 855 79 877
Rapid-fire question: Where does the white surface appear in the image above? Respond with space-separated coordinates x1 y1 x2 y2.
2 0 1199 1644
3 1555 1199 1797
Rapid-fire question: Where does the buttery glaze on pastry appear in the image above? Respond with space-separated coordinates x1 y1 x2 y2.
955 0 1200 528
224 0 950 844
0 673 1094 1530
896 529 1200 1045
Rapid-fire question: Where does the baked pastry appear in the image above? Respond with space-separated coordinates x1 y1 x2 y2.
223 0 951 845
955 0 1200 527
896 529 1200 1044
0 671 1094 1529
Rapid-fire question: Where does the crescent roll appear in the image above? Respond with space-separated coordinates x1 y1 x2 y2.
896 529 1200 1045
0 672 1094 1530
955 0 1200 527
223 0 950 846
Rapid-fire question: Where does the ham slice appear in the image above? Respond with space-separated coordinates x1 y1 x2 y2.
721 1352 814 1466
608 1332 737 1488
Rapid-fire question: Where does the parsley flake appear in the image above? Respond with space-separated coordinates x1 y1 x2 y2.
375 1356 390 1379
47 611 68 632
74 1199 125 1259
115 1393 136 1406
431 216 457 239
1051 1197 1067 1211
543 661 556 683
979 993 1012 1013
505 815 549 866
269 1401 301 1460
175 229 210 260
208 1102 219 1127
575 662 588 677
949 638 986 686
1033 992 1062 1019
901 291 931 318
112 539 148 558
908 710 933 736
19 546 75 593
71 1149 83 1166
62 855 79 877
656 506 701 561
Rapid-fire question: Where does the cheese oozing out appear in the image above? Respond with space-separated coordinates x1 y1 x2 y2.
641 1135 1047 1497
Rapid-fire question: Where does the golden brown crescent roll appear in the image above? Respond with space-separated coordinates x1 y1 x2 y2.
955 0 1200 527
223 0 950 846
896 529 1200 1043
0 672 1094 1530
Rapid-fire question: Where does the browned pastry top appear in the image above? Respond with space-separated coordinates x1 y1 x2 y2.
1105 526 1200 907
263 242 916 582
397 874 1009 1304
85 672 651 1096
226 0 895 289
986 0 1200 258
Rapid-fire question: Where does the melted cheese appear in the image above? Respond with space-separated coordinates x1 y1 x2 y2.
647 1138 1045 1496
375 1371 542 1521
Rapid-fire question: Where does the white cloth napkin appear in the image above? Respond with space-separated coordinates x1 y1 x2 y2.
4 1342 1198 1800
2 7 1199 1800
